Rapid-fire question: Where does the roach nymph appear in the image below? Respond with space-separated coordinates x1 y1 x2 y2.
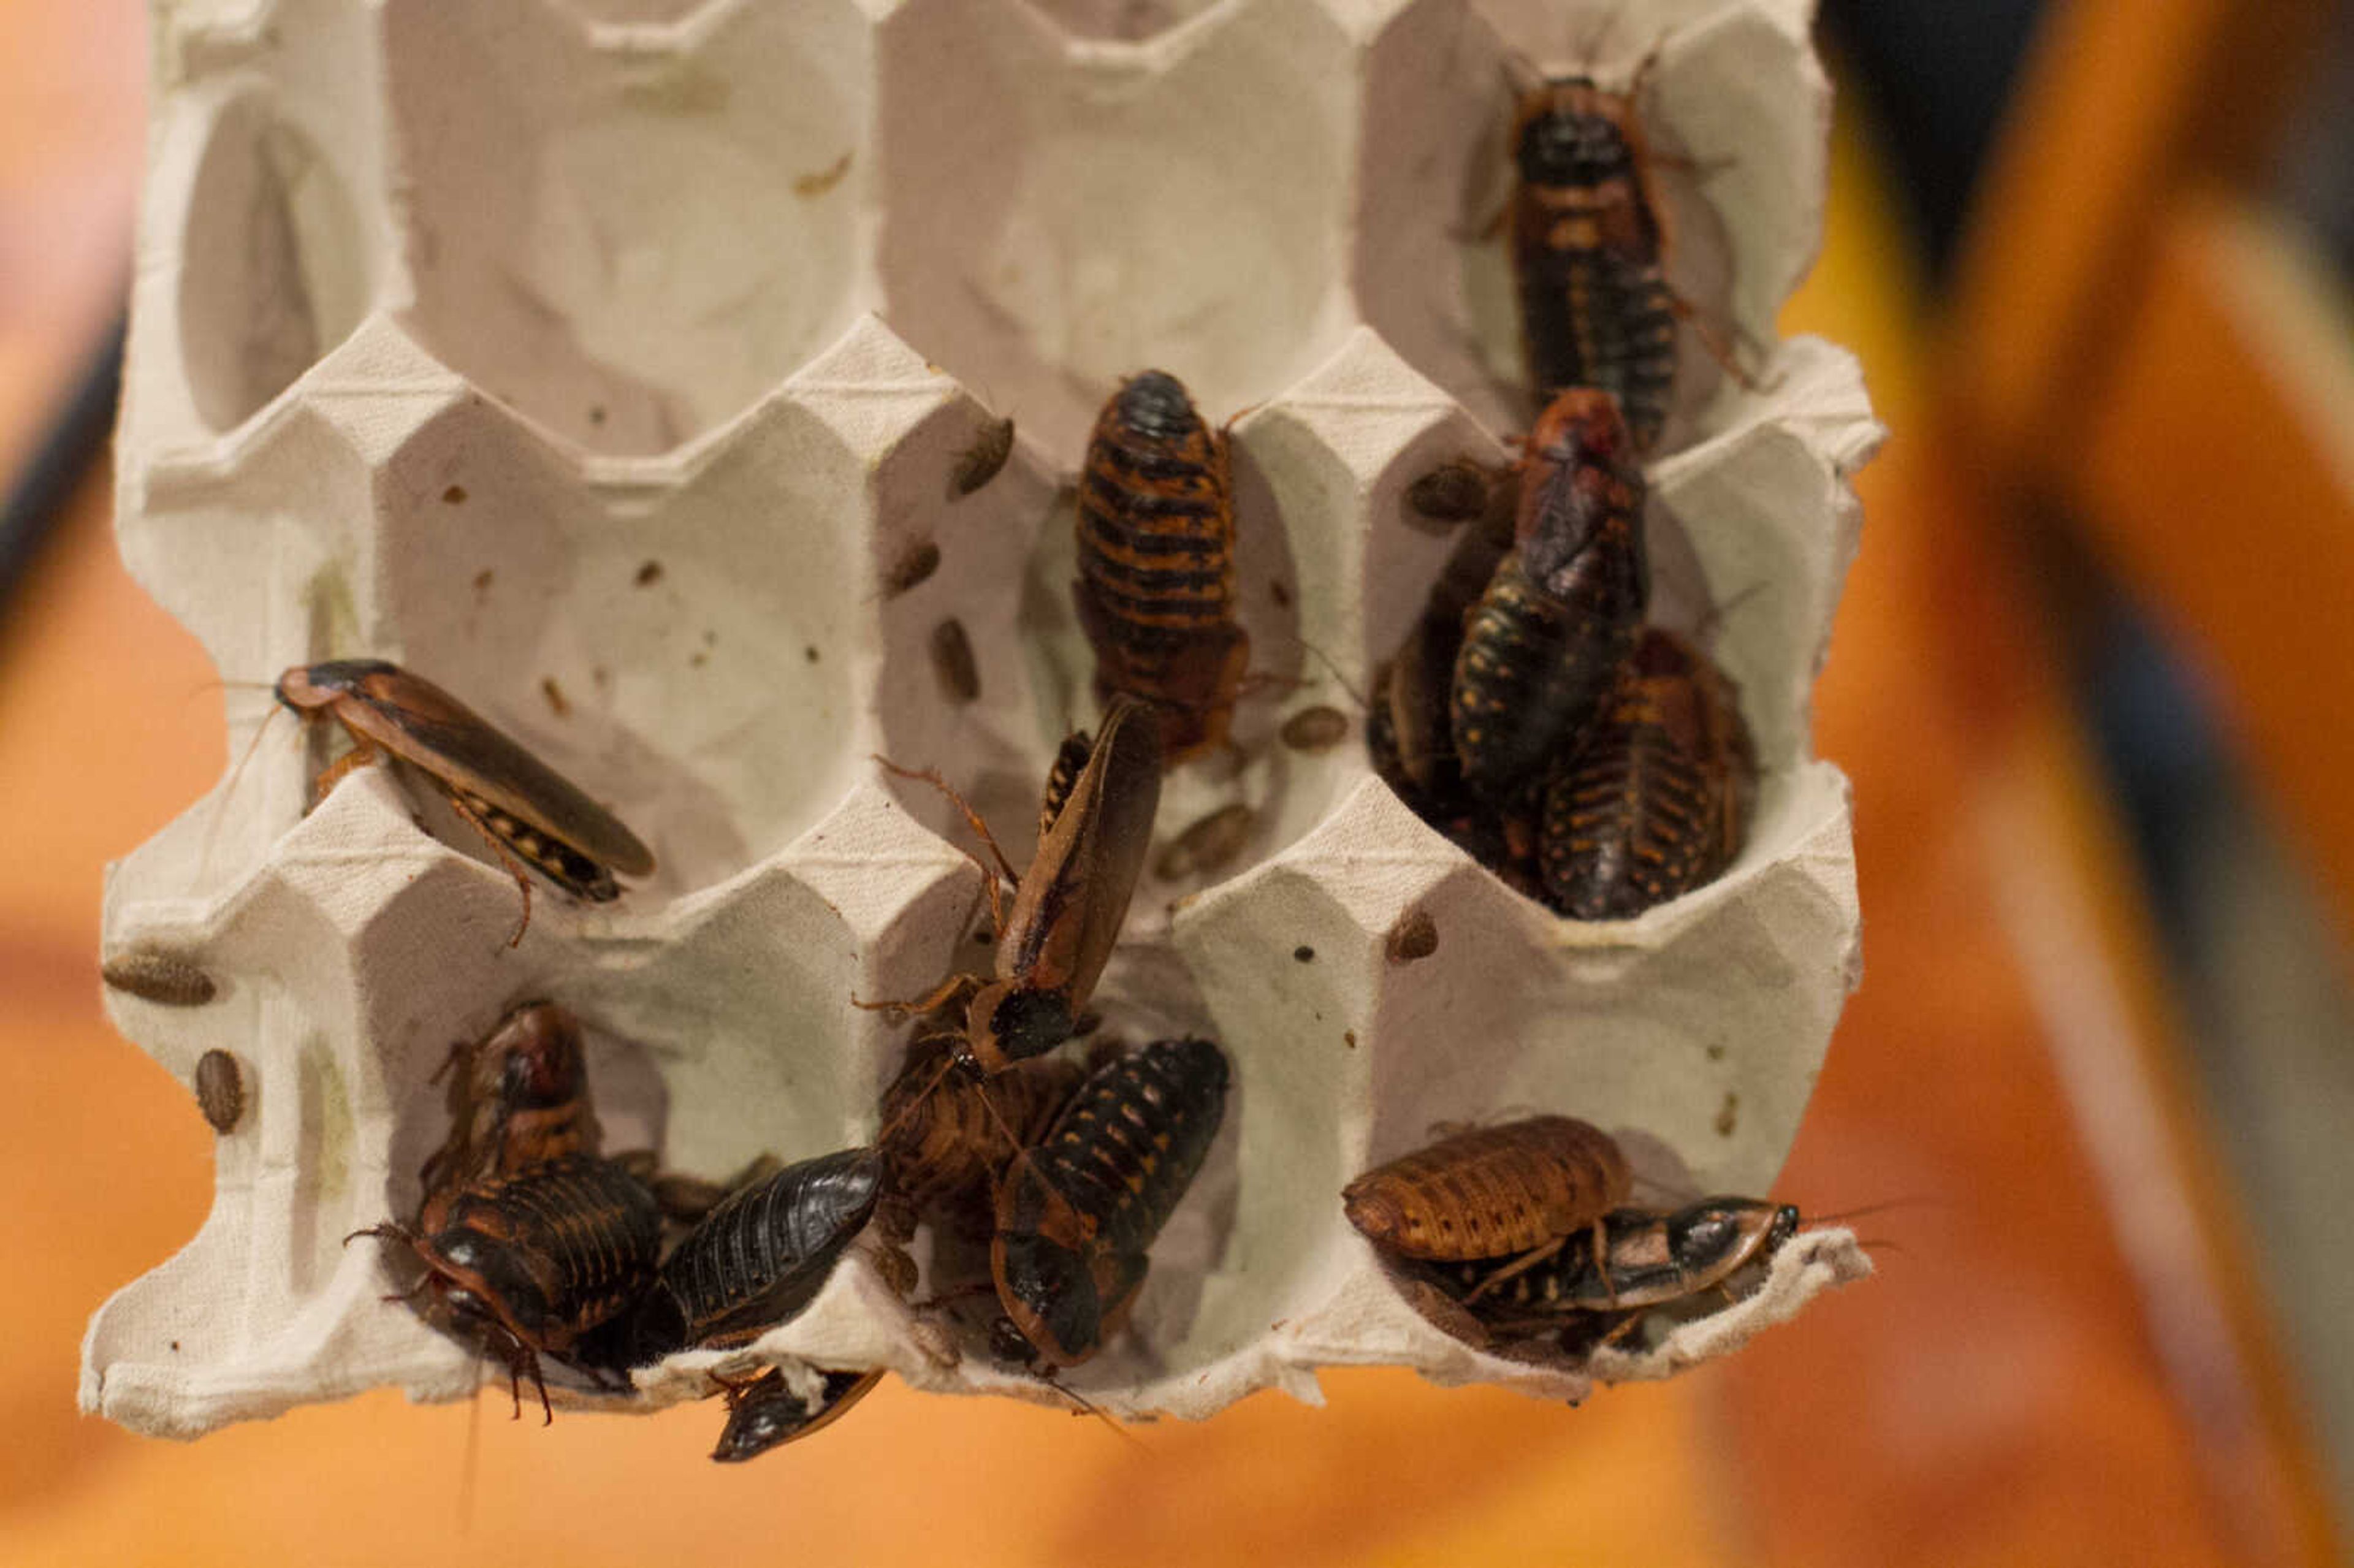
1343 1115 1630 1261
930 619 980 704
992 1037 1229 1367
102 950 218 1007
194 1049 244 1132
1278 705 1350 753
950 416 1016 499
1073 371 1248 763
274 660 653 946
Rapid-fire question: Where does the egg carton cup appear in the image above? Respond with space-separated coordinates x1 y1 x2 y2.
88 0 1878 1437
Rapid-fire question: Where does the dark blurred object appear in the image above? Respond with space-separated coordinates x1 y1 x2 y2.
1821 0 2048 281
0 310 124 619
2269 3 2354 283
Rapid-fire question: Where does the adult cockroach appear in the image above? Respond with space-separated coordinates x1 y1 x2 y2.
1538 627 1755 919
878 1033 1083 1229
710 1366 885 1463
1342 1114 1630 1262
351 1155 662 1421
871 696 1161 1074
950 415 1017 500
992 1037 1229 1368
101 950 218 1007
418 1000 599 1231
1072 370 1247 764
1450 390 1648 798
274 660 654 946
628 1147 884 1361
194 1049 243 1133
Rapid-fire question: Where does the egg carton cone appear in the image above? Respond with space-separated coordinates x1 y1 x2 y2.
89 0 1881 1437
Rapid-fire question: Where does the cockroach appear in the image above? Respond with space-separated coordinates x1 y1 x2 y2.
1072 370 1248 764
194 1049 243 1132
1152 802 1255 881
644 1154 786 1233
992 1037 1229 1368
878 1034 1083 1228
1508 71 1681 451
274 661 654 946
1384 908 1439 964
1406 457 1499 527
1037 728 1096 841
629 1147 884 1361
1450 390 1647 799
1343 1114 1630 1262
872 696 1161 1074
950 416 1017 500
1538 627 1755 919
710 1366 885 1463
1278 704 1350 753
352 1155 662 1421
883 539 942 598
418 1002 599 1230
101 950 217 1007
930 619 980 704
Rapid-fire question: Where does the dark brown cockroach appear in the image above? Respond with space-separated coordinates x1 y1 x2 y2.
1406 457 1499 527
1384 908 1439 964
1072 370 1248 764
1450 390 1648 799
1343 1114 1630 1262
629 1147 885 1361
417 1000 598 1233
1152 802 1255 881
710 1366 885 1463
878 1034 1083 1229
194 1049 244 1132
950 415 1017 500
992 1037 1229 1368
352 1155 662 1421
1278 704 1350 753
872 696 1162 1074
101 950 217 1007
1508 72 1682 451
1538 628 1756 919
275 660 655 946
883 539 942 598
929 618 980 704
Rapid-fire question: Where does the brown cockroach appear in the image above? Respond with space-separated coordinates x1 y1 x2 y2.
194 1049 243 1133
710 1366 885 1463
872 696 1162 1074
101 950 218 1007
274 661 655 945
883 539 942 598
1450 390 1648 799
1384 908 1439 964
950 416 1017 500
929 619 980 704
878 1033 1083 1229
1152 801 1255 881
352 1155 663 1421
1538 627 1756 919
992 1037 1229 1368
628 1147 884 1361
1072 370 1248 764
1278 704 1351 753
417 1000 599 1233
1406 457 1500 527
1342 1114 1630 1262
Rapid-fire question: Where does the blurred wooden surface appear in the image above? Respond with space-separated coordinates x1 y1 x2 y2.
1 6 2344 1565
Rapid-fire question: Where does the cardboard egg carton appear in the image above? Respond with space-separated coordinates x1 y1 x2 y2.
88 0 1878 1437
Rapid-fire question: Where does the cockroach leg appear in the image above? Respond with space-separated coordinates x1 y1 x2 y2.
1666 288 1773 390
1461 1232 1572 1304
871 753 1018 926
310 735 382 806
445 792 536 947
852 970 979 1021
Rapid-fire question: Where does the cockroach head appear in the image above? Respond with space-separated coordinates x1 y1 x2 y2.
1514 79 1631 187
966 982 1076 1072
1113 370 1201 444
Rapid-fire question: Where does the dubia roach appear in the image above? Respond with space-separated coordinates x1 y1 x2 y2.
419 1000 599 1230
878 1034 1083 1227
274 660 654 945
992 1037 1229 1368
194 1049 244 1133
950 415 1017 500
1539 628 1756 919
630 1147 884 1360
352 1155 661 1420
1450 390 1648 798
1508 72 1679 451
1342 1114 1630 1261
102 950 218 1007
710 1366 885 1463
1072 370 1247 763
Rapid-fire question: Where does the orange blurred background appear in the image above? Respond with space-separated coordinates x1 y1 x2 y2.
2 3 2347 1564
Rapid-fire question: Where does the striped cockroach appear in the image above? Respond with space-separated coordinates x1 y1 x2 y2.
194 1049 244 1133
1450 390 1648 799
419 1000 599 1231
628 1147 884 1361
1342 1114 1631 1262
710 1366 885 1463
878 1033 1083 1231
1072 370 1248 764
274 660 654 946
101 950 218 1007
1538 628 1756 919
351 1155 662 1421
872 696 1162 1075
992 1037 1230 1368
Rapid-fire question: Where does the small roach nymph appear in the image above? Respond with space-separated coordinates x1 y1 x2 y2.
1450 390 1648 799
950 416 1017 500
992 1037 1230 1368
102 950 218 1007
194 1049 244 1133
274 660 654 946
710 1366 885 1463
1073 371 1248 763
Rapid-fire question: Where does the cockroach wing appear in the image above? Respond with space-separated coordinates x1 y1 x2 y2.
995 696 1162 1001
